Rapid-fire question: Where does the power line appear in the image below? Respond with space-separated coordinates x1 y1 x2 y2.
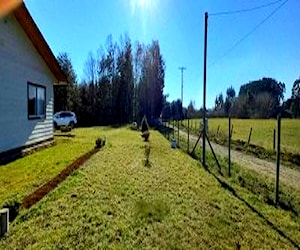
209 0 289 67
210 0 284 16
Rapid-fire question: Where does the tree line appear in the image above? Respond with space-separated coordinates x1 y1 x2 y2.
212 77 300 119
54 35 165 126
162 76 300 120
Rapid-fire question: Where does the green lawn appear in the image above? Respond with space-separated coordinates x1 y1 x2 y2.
183 118 300 154
0 127 104 208
1 128 299 249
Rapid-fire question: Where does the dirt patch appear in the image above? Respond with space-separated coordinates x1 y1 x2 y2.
174 126 300 190
22 148 100 209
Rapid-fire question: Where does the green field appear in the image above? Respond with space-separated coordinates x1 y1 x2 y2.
1 128 300 249
0 128 104 208
182 118 300 155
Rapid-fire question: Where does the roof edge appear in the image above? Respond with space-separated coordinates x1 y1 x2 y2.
13 2 68 83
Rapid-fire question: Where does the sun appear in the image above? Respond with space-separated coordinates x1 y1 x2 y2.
130 0 156 15
137 0 150 9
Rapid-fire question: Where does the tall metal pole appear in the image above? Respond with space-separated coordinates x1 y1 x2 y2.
228 116 231 177
178 67 186 122
202 12 208 168
275 115 281 205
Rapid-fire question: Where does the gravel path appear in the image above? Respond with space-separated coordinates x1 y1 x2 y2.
174 127 300 189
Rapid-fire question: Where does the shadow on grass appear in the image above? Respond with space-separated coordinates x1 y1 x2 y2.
157 129 300 249
206 168 300 249
54 134 75 138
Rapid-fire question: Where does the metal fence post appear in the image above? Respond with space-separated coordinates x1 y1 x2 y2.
177 119 180 147
228 116 231 177
247 127 253 145
273 129 276 152
275 115 281 205
187 118 190 153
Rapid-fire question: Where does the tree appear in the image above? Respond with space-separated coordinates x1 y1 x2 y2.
116 35 134 123
170 99 181 120
83 51 98 85
187 100 196 118
54 52 79 113
214 93 224 111
291 78 300 117
292 78 300 99
238 78 285 118
224 86 236 115
137 40 165 124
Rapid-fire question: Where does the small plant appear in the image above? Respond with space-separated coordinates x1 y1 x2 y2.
95 136 106 149
2 198 21 222
130 122 138 131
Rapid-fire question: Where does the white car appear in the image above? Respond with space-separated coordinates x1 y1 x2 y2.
53 111 77 129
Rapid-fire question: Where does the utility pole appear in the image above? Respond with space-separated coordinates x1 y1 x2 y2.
178 67 186 122
202 12 208 168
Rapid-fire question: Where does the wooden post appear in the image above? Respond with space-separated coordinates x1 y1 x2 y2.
247 127 253 145
275 115 281 205
187 118 190 153
0 208 9 237
273 129 276 152
216 125 220 137
228 116 231 177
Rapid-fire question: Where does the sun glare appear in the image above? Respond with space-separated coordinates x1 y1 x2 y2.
130 0 157 15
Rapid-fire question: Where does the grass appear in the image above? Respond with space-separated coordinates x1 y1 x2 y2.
172 132 300 215
1 128 300 249
182 118 300 154
0 127 104 208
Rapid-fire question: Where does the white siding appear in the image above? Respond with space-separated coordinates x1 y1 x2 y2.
0 14 57 153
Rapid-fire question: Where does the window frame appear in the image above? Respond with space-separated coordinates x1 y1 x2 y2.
27 82 46 120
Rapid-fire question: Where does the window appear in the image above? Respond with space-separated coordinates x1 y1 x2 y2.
28 83 46 119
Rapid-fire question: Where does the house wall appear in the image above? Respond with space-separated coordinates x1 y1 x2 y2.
0 14 57 154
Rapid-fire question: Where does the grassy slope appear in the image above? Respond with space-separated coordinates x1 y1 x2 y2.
0 127 103 207
1 128 299 249
184 118 300 154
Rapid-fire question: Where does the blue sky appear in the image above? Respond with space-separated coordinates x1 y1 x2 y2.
24 0 300 109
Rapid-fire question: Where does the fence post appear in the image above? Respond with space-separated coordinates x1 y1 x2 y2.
275 115 281 205
228 116 231 177
273 129 276 152
247 127 253 145
177 119 180 147
173 119 175 138
216 125 220 137
187 118 190 153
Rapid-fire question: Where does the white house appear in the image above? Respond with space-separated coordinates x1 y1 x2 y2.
0 2 67 158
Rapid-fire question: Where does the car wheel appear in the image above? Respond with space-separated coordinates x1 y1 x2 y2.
69 121 75 129
54 122 58 130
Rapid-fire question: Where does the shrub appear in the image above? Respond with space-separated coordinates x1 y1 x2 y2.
141 131 150 141
95 136 106 149
130 122 138 130
2 198 21 222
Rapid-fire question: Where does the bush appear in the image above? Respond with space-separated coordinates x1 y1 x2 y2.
141 131 150 141
95 136 106 149
130 122 138 130
2 198 21 222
